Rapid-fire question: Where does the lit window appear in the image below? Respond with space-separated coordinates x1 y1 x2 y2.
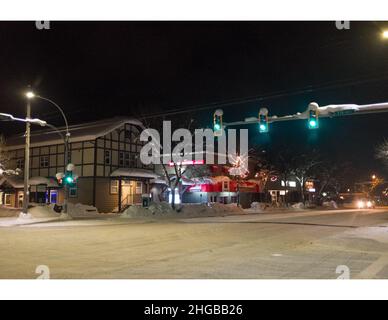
136 182 142 194
40 156 49 168
5 194 12 206
288 181 297 188
110 180 119 194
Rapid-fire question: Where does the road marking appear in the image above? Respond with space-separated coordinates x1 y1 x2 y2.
356 255 388 279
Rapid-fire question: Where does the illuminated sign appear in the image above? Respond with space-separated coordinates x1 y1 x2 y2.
168 160 205 167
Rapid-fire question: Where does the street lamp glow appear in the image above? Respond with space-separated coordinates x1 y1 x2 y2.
382 30 388 39
26 91 35 99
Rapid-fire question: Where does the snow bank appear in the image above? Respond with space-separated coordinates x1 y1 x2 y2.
291 202 305 210
28 205 59 218
120 202 244 219
0 207 20 218
322 201 338 209
66 203 99 217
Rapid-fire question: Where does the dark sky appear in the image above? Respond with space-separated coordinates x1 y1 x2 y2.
0 21 388 179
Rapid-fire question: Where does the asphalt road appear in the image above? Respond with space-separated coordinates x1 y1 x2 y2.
1 208 388 279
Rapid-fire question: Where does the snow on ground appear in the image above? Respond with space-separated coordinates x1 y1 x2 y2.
120 202 245 219
28 205 59 218
0 206 20 218
0 203 105 227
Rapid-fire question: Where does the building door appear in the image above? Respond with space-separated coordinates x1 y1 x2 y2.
18 193 24 208
121 180 134 207
50 190 58 204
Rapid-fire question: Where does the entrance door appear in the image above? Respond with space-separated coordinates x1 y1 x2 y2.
50 190 58 204
121 180 134 207
18 193 24 208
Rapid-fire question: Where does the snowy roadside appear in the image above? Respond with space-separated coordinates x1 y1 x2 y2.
0 203 113 227
119 202 246 219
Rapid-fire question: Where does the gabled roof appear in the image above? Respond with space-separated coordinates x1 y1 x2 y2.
4 117 144 150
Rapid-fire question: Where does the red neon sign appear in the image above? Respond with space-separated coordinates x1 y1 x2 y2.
168 160 205 167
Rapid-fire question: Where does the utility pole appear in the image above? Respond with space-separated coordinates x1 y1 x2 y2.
21 98 31 217
63 133 70 215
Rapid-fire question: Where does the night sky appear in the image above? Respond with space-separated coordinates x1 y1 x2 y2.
0 21 387 179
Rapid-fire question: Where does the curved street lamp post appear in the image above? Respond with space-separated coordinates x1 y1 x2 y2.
25 91 71 218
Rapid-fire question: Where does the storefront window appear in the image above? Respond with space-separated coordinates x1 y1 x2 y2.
110 180 119 194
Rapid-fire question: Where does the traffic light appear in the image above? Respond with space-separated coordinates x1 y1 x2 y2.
64 172 74 185
213 109 224 136
259 114 269 133
259 108 269 133
63 171 77 187
308 109 319 129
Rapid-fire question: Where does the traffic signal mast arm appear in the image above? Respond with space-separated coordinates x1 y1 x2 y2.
221 101 388 128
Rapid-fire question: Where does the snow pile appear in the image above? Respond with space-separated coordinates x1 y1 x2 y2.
120 202 244 219
322 201 338 209
180 203 243 217
0 207 20 218
291 202 305 210
66 203 99 217
244 202 265 213
28 205 59 218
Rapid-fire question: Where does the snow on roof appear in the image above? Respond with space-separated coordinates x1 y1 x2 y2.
110 168 159 179
29 176 59 187
0 176 24 188
0 176 59 188
150 178 168 185
5 117 144 150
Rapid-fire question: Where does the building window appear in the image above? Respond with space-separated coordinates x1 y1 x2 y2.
119 152 130 167
104 150 111 165
222 180 229 192
130 154 137 167
135 182 142 194
40 156 49 168
16 159 24 169
4 194 12 206
110 180 119 194
69 188 77 198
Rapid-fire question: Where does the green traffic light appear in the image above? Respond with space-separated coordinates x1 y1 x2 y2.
214 123 221 131
309 120 317 128
65 176 74 184
259 124 267 132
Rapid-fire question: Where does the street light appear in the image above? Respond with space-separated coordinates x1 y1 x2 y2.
25 91 35 99
372 174 377 180
22 90 72 219
382 30 388 39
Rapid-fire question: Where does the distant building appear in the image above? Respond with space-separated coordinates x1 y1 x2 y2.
154 159 263 208
0 117 159 212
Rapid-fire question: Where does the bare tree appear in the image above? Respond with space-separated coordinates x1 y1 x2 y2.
146 114 198 210
376 140 388 170
0 135 10 175
289 152 322 204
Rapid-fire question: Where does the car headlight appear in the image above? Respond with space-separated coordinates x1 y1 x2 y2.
367 201 373 208
357 201 365 209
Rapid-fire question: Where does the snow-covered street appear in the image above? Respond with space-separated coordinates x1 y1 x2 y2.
1 208 388 279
